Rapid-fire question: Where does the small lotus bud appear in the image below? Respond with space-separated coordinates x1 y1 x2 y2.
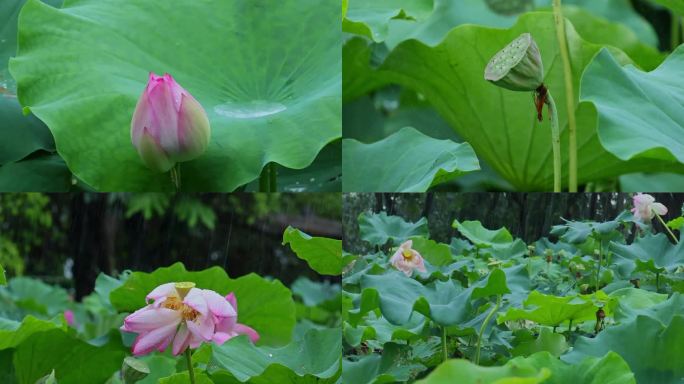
485 33 544 92
596 308 605 320
131 72 211 173
121 356 150 383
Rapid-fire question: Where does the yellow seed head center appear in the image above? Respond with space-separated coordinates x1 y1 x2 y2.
162 295 200 321
402 249 414 261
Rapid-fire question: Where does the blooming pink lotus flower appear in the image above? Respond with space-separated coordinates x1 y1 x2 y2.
632 193 668 222
64 310 75 327
131 73 210 173
121 282 258 356
389 240 427 277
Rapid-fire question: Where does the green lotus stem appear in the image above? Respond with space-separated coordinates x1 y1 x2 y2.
475 295 501 365
656 272 660 292
595 242 602 293
170 164 181 191
656 214 679 244
552 0 578 192
442 326 448 362
568 318 573 332
259 163 277 192
545 92 562 192
185 349 196 384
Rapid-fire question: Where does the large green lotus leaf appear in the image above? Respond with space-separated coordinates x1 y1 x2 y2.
581 47 684 165
342 342 426 384
650 0 684 15
563 314 684 384
610 232 684 276
611 292 684 325
13 328 126 384
383 0 657 50
550 217 622 244
282 226 342 276
418 351 635 384
343 312 427 347
0 265 5 285
356 269 508 326
110 263 295 346
10 0 340 191
2 276 71 316
343 14 683 190
408 237 454 266
0 154 73 191
358 212 429 246
416 357 549 384
0 316 61 350
158 372 212 384
210 328 340 383
291 277 340 307
452 220 513 249
620 173 684 192
343 0 434 42
510 328 568 357
342 127 480 192
497 290 607 326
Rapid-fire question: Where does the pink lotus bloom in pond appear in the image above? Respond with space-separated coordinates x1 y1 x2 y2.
632 193 668 222
120 282 258 356
131 72 210 173
389 240 427 277
64 310 75 326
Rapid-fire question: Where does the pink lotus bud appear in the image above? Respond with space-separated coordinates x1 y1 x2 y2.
389 240 427 277
131 73 210 172
631 193 668 222
64 310 75 326
120 282 258 356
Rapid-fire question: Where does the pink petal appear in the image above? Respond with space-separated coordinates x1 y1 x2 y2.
123 307 180 332
186 314 214 341
172 323 192 356
202 290 235 317
225 292 237 310
652 203 668 216
184 288 208 316
131 321 178 356
234 323 260 343
214 314 237 334
146 283 176 305
212 332 231 345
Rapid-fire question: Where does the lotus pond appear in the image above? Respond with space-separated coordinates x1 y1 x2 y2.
342 193 684 383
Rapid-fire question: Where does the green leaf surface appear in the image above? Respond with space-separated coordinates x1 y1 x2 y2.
343 0 434 42
358 212 429 246
158 372 213 384
382 0 657 49
418 351 635 384
0 154 72 192
510 328 568 357
408 237 454 266
13 328 126 384
210 328 340 382
10 0 340 191
563 314 684 384
0 316 60 350
342 127 480 192
110 263 295 346
610 233 684 276
581 47 684 165
343 13 683 190
342 342 426 384
282 226 342 275
416 357 549 384
356 269 508 326
650 0 684 16
453 219 513 248
497 291 605 326
0 265 5 286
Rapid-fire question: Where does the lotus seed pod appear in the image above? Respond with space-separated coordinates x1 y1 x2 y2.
484 0 534 16
484 33 544 92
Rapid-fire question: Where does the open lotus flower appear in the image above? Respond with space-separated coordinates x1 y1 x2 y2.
632 193 667 222
389 240 427 277
131 72 210 173
121 282 258 356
